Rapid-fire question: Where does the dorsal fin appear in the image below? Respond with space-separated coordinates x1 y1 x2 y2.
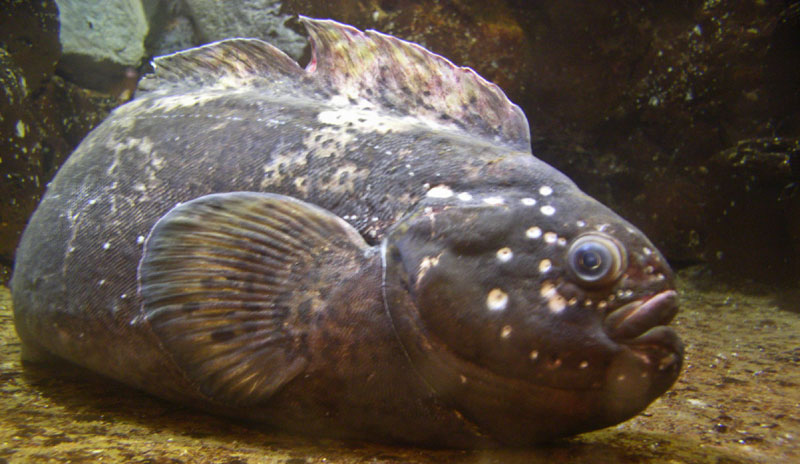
136 17 530 151
137 38 304 95
300 17 530 151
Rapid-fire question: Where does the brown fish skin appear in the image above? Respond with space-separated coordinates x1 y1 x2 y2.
11 18 682 447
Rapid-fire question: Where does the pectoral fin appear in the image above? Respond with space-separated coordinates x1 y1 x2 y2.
138 192 369 406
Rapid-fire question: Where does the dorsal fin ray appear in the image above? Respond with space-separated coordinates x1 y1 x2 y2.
136 17 531 151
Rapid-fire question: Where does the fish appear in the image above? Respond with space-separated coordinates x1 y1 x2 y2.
10 17 683 447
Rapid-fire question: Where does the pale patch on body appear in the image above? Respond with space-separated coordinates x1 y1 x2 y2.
416 254 441 284
317 95 456 137
125 91 228 115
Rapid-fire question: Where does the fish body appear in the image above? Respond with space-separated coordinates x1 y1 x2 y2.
11 18 682 447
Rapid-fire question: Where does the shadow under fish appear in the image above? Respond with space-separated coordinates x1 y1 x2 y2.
11 17 683 447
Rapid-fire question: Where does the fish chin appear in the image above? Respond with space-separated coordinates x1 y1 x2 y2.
598 290 683 423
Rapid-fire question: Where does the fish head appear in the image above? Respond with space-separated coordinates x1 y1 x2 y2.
382 179 683 443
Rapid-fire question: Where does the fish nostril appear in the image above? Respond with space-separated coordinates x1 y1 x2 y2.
546 353 562 369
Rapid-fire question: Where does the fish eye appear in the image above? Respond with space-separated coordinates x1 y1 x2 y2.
567 234 626 286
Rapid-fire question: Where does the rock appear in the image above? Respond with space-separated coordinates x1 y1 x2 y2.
147 15 197 57
499 0 800 282
0 0 61 284
0 0 61 93
184 0 307 59
702 138 800 279
0 1 119 284
145 0 199 57
55 0 158 91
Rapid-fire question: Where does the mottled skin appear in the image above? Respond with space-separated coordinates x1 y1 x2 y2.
11 19 682 447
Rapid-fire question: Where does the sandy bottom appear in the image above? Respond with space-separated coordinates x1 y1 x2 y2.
1 268 798 463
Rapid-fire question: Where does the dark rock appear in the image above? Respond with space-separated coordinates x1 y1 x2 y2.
55 0 145 92
0 0 60 93
0 1 119 284
502 0 800 282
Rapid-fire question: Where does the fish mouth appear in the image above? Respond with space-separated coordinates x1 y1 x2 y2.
604 290 682 357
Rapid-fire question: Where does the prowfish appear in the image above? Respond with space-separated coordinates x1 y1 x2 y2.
12 17 682 447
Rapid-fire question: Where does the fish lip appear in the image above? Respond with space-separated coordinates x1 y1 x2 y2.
604 290 679 343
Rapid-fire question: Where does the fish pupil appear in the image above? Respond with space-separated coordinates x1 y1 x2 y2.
579 250 602 271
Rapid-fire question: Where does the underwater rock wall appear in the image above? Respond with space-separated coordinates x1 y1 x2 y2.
1 0 798 284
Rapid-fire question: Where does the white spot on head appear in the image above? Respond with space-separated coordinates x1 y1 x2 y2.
102 242 110 250
540 281 556 298
557 237 567 246
538 259 552 273
540 205 556 216
98 279 105 286
597 301 608 310
460 375 467 384
543 232 558 244
521 198 536 206
426 185 454 199
496 247 513 262
457 192 473 201
617 374 626 381
548 294 567 313
579 361 589 369
486 288 509 311
136 235 145 245
526 226 542 239
500 325 512 338
539 186 553 196
643 247 653 256
529 350 539 361
576 220 587 227
483 196 505 206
